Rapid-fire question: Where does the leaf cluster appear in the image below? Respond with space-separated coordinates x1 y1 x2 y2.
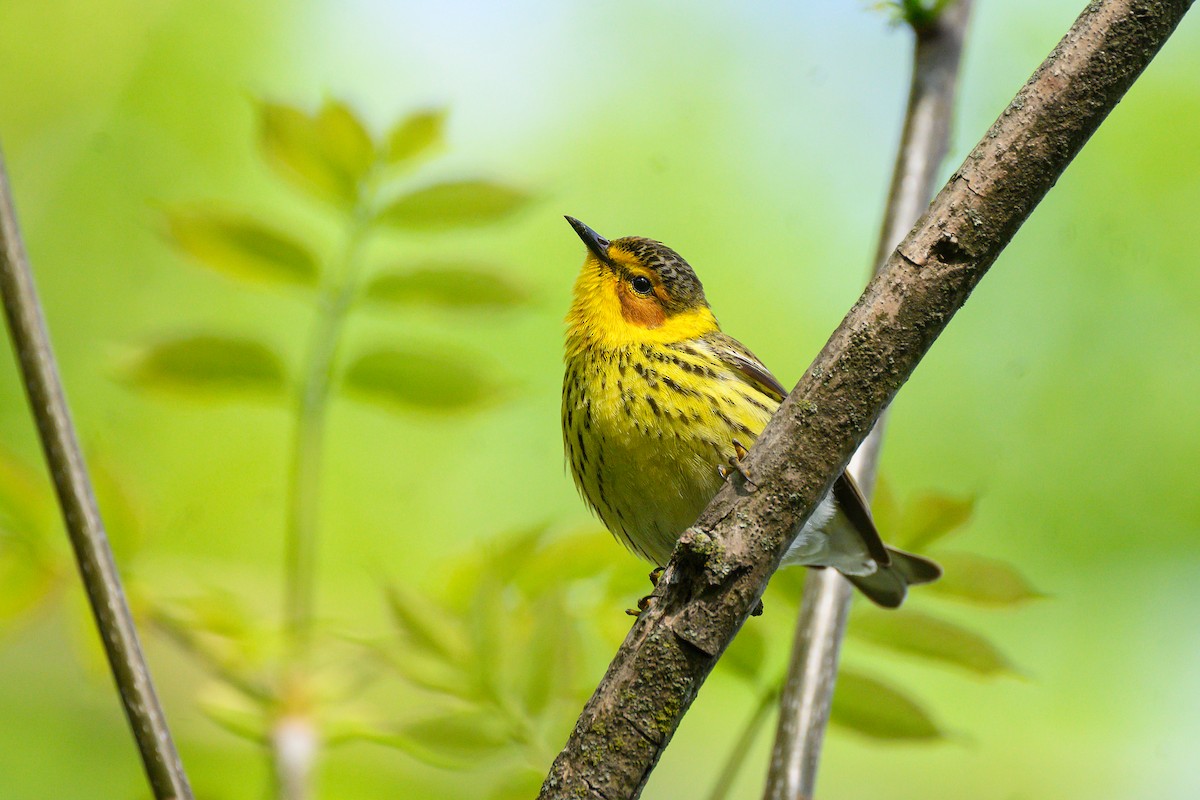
130 99 532 412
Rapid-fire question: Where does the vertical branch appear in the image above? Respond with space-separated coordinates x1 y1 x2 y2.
281 206 370 656
0 151 194 799
276 203 371 800
763 3 973 798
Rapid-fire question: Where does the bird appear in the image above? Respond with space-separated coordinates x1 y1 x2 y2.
561 216 940 608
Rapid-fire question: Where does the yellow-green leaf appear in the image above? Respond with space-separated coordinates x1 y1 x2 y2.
164 210 319 287
521 590 578 716
364 265 529 310
926 551 1046 606
851 608 1015 676
342 345 497 412
402 710 512 763
377 181 529 230
126 335 288 397
831 669 942 740
894 492 976 550
386 108 446 166
258 101 360 206
386 585 464 662
316 98 375 180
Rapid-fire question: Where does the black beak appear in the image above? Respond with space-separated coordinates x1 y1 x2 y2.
565 216 610 263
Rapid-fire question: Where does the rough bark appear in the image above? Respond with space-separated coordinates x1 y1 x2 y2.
539 2 1194 798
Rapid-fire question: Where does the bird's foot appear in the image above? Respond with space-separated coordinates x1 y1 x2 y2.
625 593 654 617
718 438 756 490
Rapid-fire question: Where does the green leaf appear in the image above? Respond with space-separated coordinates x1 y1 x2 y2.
894 492 976 550
377 181 530 230
721 623 767 685
520 590 577 716
830 669 942 740
850 608 1016 676
364 265 529 310
315 98 375 181
401 710 512 764
342 345 497 412
258 100 362 206
126 335 288 397
164 209 319 287
386 108 446 166
926 552 1046 606
386 585 465 661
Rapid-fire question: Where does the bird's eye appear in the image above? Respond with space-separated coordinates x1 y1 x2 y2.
631 275 653 295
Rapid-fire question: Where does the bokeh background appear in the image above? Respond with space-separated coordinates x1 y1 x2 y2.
1 1 1198 798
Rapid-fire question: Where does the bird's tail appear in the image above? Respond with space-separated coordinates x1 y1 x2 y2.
846 547 942 609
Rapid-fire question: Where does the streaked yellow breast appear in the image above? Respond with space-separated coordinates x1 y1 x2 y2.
563 338 778 565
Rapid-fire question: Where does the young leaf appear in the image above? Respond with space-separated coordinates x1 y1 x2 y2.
386 108 447 166
926 551 1046 606
377 181 530 230
386 584 465 662
894 492 975 550
850 608 1016 676
315 98 375 182
258 101 359 207
164 210 319 287
342 345 497 412
520 590 577 716
830 669 942 740
126 335 288 397
364 265 529 310
401 710 513 764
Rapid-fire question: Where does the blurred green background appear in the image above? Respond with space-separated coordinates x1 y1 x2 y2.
1 1 1198 798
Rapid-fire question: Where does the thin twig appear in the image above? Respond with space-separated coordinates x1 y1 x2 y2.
763 3 972 798
0 151 194 799
539 2 1194 798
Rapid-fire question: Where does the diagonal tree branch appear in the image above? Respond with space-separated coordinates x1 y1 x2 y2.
0 151 194 800
539 2 1193 798
764 3 973 798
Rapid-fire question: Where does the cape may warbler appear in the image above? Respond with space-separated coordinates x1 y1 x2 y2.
561 217 939 607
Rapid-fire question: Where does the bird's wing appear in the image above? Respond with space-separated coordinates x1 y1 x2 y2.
703 332 787 403
703 333 892 568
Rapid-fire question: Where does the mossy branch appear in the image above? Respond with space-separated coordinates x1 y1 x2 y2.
539 2 1194 798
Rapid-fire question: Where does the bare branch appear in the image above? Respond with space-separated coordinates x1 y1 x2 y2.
539 2 1194 798
764 3 973 798
0 152 194 799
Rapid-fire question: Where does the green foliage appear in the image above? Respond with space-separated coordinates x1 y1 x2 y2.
712 484 1040 784
164 209 320 288
831 670 942 740
364 265 529 311
385 109 447 166
343 346 499 412
850 608 1016 677
133 99 530 410
366 530 631 799
871 0 957 29
378 181 531 230
125 335 289 398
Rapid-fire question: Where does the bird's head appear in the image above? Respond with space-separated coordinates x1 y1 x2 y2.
564 216 719 351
